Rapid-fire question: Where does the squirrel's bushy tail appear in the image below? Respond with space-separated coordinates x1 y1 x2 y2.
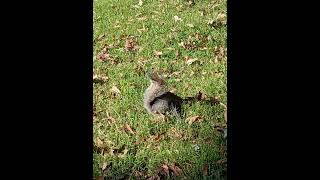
143 72 183 117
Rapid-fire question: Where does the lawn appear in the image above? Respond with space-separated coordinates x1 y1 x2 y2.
93 0 227 179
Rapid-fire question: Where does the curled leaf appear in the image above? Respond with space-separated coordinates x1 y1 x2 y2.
111 86 121 95
124 123 135 135
186 116 203 125
168 163 182 176
185 57 198 65
94 137 104 148
154 51 163 57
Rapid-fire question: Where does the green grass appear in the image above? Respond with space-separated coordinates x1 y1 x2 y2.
93 0 227 179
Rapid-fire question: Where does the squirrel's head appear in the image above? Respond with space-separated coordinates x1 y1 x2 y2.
147 71 165 85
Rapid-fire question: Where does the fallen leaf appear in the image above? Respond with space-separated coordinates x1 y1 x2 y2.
224 107 227 122
97 176 103 180
174 15 182 22
217 12 227 21
196 91 207 101
93 74 109 84
154 51 163 57
175 50 180 58
124 123 135 134
169 71 181 77
214 56 219 63
95 137 104 148
202 163 209 176
111 86 121 95
169 127 183 139
97 52 113 62
186 116 203 125
159 164 170 176
117 148 128 158
148 132 165 142
185 57 198 65
125 37 140 51
102 162 108 171
169 163 183 176
211 96 220 105
162 164 169 171
106 116 116 124
180 39 196 50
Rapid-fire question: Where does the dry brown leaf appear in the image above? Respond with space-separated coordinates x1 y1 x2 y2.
111 86 121 95
95 137 104 148
175 50 180 58
196 91 207 101
186 116 203 125
148 132 165 142
202 163 209 176
214 56 219 63
169 163 183 176
211 96 220 105
154 51 163 57
169 127 183 139
185 57 198 65
169 71 181 77
93 74 109 83
118 148 128 158
125 37 140 51
124 123 135 134
160 164 170 176
97 52 112 62
106 116 116 124
102 162 108 171
97 176 103 180
217 13 227 22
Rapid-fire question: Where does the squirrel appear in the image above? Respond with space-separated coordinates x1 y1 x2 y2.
143 72 183 118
